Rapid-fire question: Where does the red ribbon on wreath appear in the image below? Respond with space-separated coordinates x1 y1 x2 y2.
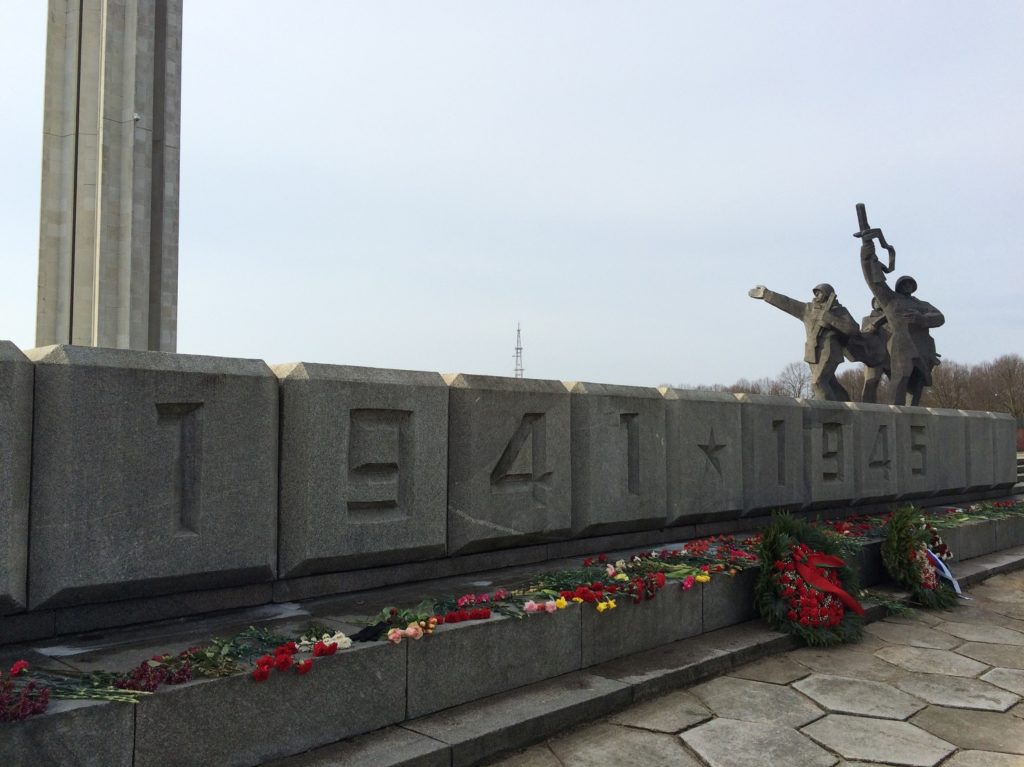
793 553 865 616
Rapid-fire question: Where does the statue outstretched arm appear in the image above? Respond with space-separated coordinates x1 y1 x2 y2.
749 286 805 320
860 243 895 306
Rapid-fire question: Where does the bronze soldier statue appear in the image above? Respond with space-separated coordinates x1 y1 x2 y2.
748 283 860 401
855 205 943 406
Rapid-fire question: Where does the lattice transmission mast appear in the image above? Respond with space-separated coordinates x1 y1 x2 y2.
513 323 524 378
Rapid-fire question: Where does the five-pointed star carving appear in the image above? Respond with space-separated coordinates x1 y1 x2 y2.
697 428 727 475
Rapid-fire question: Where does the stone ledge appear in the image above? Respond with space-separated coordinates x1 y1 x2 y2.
4 532 1023 767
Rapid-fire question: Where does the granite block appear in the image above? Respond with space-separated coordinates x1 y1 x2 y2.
962 409 999 490
996 517 1024 550
566 381 667 535
26 346 278 609
406 608 580 718
275 363 448 576
445 374 571 554
801 399 856 508
702 567 759 632
991 412 1018 489
134 642 405 767
404 672 631 767
581 582 702 666
0 342 32 613
662 388 744 524
956 519 999 561
0 699 134 767
892 407 938 499
892 406 967 498
845 402 899 504
737 394 808 512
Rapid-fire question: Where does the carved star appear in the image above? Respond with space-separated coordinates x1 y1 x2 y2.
698 428 727 476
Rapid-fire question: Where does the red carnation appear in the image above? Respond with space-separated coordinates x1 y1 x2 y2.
251 666 270 682
295 659 313 675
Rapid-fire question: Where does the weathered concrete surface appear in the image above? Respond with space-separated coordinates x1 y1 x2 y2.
134 642 405 767
662 388 744 524
845 402 899 504
37 0 182 352
26 346 278 609
683 717 837 767
405 672 631 767
445 374 570 554
794 674 925 719
0 699 134 767
607 689 710 732
803 399 857 507
690 676 823 727
549 723 702 766
910 707 1024 754
261 726 449 767
802 714 955 767
896 673 1019 711
406 609 580 718
737 394 808 512
566 381 666 536
0 342 32 613
275 363 448 576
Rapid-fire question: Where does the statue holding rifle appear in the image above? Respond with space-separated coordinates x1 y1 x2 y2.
855 203 943 406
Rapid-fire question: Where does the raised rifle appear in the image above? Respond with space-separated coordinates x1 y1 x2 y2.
853 203 896 274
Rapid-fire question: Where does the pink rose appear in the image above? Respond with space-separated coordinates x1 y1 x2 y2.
544 600 558 613
387 628 404 644
404 623 424 640
524 600 540 613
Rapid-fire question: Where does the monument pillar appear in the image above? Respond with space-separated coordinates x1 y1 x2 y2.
36 0 182 351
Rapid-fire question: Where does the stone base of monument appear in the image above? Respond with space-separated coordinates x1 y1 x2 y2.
2 506 1022 767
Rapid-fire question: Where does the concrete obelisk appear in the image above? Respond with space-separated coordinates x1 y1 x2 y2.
36 0 183 352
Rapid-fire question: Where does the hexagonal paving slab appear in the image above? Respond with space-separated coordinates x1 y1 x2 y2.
911 706 1024 754
730 655 810 685
548 723 702 766
865 621 961 650
689 676 823 727
896 672 1020 711
943 751 1024 767
956 642 1024 670
876 645 990 677
793 674 925 719
981 668 1024 696
608 689 710 733
791 646 907 682
682 717 837 767
802 714 955 766
937 622 1024 645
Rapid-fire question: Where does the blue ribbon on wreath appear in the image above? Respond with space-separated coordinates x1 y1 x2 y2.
926 549 969 600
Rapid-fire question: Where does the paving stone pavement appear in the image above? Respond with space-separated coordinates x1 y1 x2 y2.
484 570 1024 767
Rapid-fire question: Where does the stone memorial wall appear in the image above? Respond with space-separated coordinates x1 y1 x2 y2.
0 342 1017 641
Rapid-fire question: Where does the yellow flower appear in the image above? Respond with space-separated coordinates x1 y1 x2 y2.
606 598 617 610
614 573 629 582
596 601 609 613
695 574 711 584
572 597 584 603
555 597 568 609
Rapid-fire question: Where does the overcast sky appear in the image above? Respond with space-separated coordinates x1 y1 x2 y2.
1 2 1021 387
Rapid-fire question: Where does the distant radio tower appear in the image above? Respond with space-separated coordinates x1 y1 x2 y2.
513 323 524 378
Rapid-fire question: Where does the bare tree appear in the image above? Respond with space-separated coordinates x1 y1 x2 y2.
922 360 972 409
837 366 864 403
775 361 812 399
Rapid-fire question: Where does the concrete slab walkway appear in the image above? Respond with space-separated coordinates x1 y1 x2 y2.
484 569 1024 767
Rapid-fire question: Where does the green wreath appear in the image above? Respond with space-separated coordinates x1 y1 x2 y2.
881 505 957 609
755 514 864 646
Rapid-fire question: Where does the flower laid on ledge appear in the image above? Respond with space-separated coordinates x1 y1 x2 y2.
881 505 957 609
3 499 1023 723
755 514 865 647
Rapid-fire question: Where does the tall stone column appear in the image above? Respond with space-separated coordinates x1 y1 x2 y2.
36 0 182 352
